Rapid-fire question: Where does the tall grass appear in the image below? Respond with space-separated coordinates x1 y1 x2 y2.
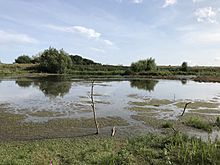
186 117 212 132
0 133 219 165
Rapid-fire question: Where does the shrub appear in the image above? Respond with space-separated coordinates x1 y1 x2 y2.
39 48 72 73
15 55 32 64
131 58 157 72
181 62 188 72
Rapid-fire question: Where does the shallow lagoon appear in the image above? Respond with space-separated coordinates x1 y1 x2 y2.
0 76 220 141
0 76 220 122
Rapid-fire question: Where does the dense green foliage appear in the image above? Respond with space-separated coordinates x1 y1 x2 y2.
131 58 157 72
38 48 72 73
181 62 188 72
15 55 32 64
0 133 219 165
70 55 99 65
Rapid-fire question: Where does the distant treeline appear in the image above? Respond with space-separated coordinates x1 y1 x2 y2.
1 47 219 76
12 47 128 74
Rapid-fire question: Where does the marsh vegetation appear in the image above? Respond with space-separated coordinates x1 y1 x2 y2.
0 76 220 164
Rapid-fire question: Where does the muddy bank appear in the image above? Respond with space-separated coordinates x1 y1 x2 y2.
193 76 220 83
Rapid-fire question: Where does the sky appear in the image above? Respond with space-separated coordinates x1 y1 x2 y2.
0 0 220 66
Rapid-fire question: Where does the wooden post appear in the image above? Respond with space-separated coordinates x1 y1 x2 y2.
90 81 99 134
111 126 116 137
180 102 191 116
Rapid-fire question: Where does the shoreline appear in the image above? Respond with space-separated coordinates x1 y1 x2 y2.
0 73 220 83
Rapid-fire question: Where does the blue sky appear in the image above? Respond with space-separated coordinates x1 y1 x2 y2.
0 0 220 66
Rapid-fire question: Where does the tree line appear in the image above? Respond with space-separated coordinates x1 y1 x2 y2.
13 47 190 74
14 47 102 73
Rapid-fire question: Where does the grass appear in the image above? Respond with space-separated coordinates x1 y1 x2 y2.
185 117 213 132
28 111 63 117
175 101 219 109
1 63 220 80
216 116 220 127
131 115 167 128
162 122 173 129
0 64 36 75
191 109 220 114
128 106 157 112
0 133 219 165
129 99 172 107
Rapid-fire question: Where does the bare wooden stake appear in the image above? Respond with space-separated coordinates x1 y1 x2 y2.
180 102 191 116
111 126 116 137
90 81 99 134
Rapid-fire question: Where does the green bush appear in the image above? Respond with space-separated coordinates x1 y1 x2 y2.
181 62 188 72
15 55 32 64
131 58 157 72
39 48 72 74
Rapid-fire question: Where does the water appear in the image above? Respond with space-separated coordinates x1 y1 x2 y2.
0 76 220 123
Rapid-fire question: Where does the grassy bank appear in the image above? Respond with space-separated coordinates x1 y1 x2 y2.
0 132 219 165
1 64 220 82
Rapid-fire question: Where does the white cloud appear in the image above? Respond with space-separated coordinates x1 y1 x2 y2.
163 0 177 8
47 25 101 39
182 31 220 44
194 7 218 23
46 24 114 46
0 30 38 44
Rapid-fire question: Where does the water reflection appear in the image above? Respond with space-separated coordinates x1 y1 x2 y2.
181 79 187 85
34 81 72 98
16 80 32 88
16 76 72 98
130 79 158 92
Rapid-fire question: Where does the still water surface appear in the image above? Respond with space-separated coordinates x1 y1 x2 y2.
0 76 220 122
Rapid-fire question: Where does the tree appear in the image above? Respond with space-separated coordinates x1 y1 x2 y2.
39 47 72 73
131 58 157 72
181 62 188 72
69 55 96 65
15 55 32 64
31 54 41 64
